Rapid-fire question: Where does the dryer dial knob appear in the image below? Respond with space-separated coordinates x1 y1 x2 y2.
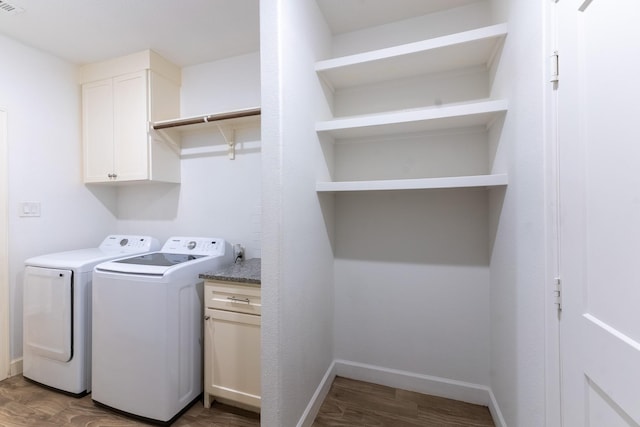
120 238 129 246
187 241 197 250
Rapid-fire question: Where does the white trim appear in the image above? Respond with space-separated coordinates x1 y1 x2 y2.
488 387 508 427
0 108 9 381
543 0 563 426
9 358 22 377
296 360 337 427
317 359 508 426
335 359 487 404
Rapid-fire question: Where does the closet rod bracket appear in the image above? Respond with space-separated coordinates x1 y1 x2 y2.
216 124 236 160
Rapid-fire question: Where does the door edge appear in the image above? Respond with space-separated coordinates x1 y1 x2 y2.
0 108 10 380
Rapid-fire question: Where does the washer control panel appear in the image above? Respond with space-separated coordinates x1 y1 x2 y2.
161 237 227 256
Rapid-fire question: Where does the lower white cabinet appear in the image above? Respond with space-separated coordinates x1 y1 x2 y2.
204 280 261 411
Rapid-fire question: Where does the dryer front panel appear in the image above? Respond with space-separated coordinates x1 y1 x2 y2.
24 266 73 362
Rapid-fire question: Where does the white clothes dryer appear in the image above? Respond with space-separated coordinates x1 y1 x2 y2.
91 237 233 425
22 235 160 396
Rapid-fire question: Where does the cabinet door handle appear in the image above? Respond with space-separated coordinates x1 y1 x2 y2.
227 296 251 304
204 315 210 321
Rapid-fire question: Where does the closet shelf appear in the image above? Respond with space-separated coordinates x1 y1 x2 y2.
316 99 507 139
316 174 507 193
316 23 507 89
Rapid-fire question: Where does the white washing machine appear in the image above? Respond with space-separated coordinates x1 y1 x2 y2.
91 236 233 425
22 235 160 396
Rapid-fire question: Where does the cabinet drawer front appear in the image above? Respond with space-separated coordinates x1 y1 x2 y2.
205 282 261 315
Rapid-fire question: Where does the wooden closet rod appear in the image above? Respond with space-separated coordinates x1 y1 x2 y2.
152 107 261 130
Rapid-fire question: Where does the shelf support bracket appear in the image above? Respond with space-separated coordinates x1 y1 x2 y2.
149 125 181 156
217 124 236 160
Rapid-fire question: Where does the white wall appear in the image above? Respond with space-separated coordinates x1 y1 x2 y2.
260 0 336 425
488 0 547 425
334 190 491 386
0 35 117 361
116 52 262 258
330 1 492 57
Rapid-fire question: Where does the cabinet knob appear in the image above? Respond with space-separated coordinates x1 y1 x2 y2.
204 316 210 321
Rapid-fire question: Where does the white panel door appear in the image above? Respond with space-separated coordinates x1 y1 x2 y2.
557 0 640 425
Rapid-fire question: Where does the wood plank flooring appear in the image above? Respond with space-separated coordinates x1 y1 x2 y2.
0 375 260 426
0 375 494 426
312 377 495 427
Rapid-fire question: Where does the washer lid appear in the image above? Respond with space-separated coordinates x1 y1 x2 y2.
95 252 210 276
114 252 205 267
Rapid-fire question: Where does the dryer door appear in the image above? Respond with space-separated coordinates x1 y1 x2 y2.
24 266 73 362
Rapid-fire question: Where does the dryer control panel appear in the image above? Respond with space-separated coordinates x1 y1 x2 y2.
99 235 160 253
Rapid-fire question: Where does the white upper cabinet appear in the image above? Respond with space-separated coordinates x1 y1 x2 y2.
80 50 181 184
314 1 508 193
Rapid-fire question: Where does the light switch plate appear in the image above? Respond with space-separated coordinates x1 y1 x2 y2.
19 202 41 217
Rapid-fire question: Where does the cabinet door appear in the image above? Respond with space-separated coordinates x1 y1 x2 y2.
113 71 149 182
82 79 114 183
205 308 261 409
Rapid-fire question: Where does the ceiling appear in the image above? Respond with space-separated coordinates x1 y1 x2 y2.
0 0 480 67
315 0 480 34
0 0 260 67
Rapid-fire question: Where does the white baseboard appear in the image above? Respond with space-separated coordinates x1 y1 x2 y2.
296 360 337 427
10 358 22 377
296 359 508 427
335 359 490 405
487 387 508 427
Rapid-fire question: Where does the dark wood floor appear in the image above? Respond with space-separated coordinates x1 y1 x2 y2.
313 376 495 427
0 375 494 426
